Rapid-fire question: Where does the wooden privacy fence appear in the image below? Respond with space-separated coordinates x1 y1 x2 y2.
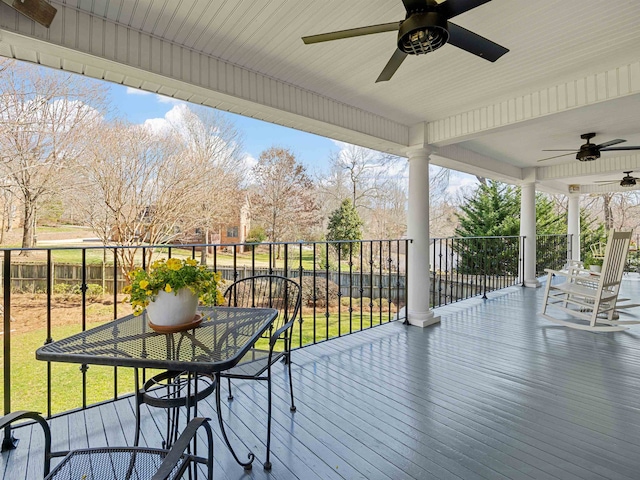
1 262 406 301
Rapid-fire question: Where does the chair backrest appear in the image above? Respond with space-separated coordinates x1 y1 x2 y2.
590 240 607 259
600 230 632 287
223 275 301 342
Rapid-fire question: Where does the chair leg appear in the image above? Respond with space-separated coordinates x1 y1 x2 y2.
133 368 141 447
264 363 272 470
287 352 296 412
227 376 233 401
541 273 553 315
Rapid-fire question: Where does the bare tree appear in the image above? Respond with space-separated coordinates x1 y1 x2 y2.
167 105 246 262
0 61 107 252
321 144 397 211
368 176 407 239
251 147 319 256
77 121 214 273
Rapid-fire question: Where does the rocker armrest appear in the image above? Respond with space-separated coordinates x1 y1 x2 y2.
543 268 600 280
151 417 214 480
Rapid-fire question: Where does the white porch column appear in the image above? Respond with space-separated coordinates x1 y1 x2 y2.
567 193 581 263
520 182 540 287
405 147 440 327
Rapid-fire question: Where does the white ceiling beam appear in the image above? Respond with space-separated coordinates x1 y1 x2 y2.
431 144 523 184
427 61 640 146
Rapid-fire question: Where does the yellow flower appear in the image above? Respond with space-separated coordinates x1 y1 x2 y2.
166 258 182 271
165 284 172 293
139 280 149 289
186 258 197 266
146 290 152 295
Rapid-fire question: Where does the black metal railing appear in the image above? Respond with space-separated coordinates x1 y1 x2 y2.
0 233 571 421
430 235 525 307
536 234 572 276
0 239 407 419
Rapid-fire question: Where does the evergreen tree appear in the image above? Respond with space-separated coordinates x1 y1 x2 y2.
454 181 567 275
326 198 363 256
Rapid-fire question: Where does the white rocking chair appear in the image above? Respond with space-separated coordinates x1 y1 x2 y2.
540 230 639 332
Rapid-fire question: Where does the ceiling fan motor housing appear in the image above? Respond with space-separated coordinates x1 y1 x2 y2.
398 13 449 55
621 174 637 187
576 145 600 161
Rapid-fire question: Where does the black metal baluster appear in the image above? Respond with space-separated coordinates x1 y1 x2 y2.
369 241 373 327
2 250 17 451
325 241 329 341
46 250 52 418
113 248 118 400
298 241 304 348
348 242 353 333
337 243 341 337
81 249 88 409
312 242 317 345
359 243 364 331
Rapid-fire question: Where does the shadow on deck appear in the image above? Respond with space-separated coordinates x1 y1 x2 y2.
3 279 640 479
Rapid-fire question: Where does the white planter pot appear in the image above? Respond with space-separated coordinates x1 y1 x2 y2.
589 265 602 273
145 288 198 326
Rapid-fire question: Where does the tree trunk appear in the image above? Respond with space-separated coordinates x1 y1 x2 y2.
20 200 34 254
200 228 209 265
603 193 614 231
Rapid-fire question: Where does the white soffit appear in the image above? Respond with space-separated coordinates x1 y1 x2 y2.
0 0 640 190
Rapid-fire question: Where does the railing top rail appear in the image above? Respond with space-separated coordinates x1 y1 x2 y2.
0 238 410 253
431 235 525 241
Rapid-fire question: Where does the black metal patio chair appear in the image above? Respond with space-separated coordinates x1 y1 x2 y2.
0 411 214 480
221 274 301 469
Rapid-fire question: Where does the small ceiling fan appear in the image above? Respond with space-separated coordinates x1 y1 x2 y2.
538 133 640 163
0 0 57 28
594 171 640 188
301 0 509 83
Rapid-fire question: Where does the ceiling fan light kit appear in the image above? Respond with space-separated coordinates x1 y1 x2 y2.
620 173 637 187
302 0 508 82
594 171 640 188
538 133 640 163
398 13 449 55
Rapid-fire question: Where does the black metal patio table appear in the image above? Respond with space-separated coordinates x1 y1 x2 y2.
36 306 278 470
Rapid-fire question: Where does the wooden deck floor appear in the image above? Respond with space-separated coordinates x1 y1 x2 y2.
4 278 640 479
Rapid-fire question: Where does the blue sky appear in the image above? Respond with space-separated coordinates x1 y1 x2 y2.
109 84 339 175
108 83 478 195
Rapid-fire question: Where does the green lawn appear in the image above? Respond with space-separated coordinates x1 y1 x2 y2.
1 307 397 416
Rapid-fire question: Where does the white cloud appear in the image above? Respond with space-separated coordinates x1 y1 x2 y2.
446 172 479 196
243 153 257 171
125 87 152 96
142 104 187 134
156 93 184 105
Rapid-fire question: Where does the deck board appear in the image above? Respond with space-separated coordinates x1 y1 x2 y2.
4 279 640 479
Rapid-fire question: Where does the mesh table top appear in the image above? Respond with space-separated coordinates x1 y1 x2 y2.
36 307 278 373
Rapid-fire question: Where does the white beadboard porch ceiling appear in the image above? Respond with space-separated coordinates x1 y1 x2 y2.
1 0 640 193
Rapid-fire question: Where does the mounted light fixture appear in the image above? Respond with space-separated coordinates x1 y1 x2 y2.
0 0 57 28
398 13 449 55
568 185 580 193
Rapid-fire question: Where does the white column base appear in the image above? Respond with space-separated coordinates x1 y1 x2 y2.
524 278 541 288
397 307 441 327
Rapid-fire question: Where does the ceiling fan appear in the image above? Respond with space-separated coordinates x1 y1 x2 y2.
301 0 509 83
0 0 56 27
594 171 640 188
538 133 640 163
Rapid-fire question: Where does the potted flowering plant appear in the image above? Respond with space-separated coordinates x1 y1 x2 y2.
123 257 224 328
